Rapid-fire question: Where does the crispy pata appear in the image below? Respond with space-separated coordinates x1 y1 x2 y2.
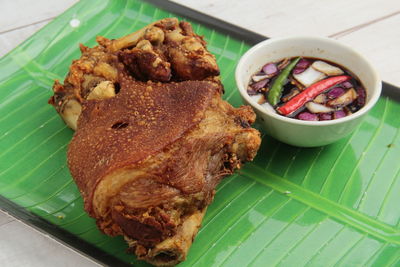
49 18 261 266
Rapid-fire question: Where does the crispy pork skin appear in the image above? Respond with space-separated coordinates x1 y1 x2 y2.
49 18 261 266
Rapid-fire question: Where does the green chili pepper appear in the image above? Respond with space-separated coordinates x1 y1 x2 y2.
267 57 300 106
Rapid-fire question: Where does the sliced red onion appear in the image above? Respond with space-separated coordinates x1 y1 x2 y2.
327 87 345 99
298 112 318 121
333 110 346 119
250 78 269 91
319 113 332 120
342 81 353 89
357 87 366 106
262 63 278 76
293 68 305 75
297 58 311 68
293 58 311 74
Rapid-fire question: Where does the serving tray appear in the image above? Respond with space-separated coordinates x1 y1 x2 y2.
1 0 399 266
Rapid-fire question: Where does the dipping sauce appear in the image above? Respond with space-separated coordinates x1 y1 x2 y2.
247 57 367 121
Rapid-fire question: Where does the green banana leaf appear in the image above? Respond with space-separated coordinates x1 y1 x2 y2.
0 0 399 266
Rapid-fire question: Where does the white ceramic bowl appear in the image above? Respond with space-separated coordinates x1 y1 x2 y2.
236 36 382 147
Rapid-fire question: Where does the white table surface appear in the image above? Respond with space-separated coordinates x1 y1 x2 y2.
1 0 399 266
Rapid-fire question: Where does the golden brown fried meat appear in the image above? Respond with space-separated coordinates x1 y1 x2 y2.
49 18 261 266
49 44 119 129
118 40 172 82
49 18 220 130
163 21 220 80
68 69 260 266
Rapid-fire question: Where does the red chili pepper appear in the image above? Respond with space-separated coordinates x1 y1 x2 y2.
277 75 351 116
